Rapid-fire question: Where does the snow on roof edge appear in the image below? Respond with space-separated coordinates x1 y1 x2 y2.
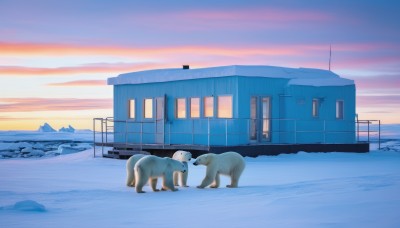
107 65 353 87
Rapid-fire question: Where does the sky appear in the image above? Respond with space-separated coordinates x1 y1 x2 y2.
0 0 399 130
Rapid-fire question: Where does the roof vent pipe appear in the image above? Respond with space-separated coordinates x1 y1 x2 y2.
182 65 190 69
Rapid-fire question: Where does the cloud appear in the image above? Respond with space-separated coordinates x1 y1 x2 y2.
357 95 400 107
0 62 160 76
47 80 106 87
0 98 112 112
353 75 400 90
0 41 302 58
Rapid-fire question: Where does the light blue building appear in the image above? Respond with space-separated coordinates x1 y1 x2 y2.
98 65 366 158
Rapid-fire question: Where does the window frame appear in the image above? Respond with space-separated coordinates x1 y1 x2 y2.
129 99 136 119
190 97 200 118
217 95 233 118
203 96 214 118
143 98 154 119
176 98 187 119
336 100 344 119
312 98 319 118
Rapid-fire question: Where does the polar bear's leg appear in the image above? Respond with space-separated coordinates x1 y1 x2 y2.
181 162 189 187
227 166 244 188
210 173 220 188
197 167 216 188
135 166 148 193
173 171 179 186
162 171 178 191
150 178 160 192
126 168 135 187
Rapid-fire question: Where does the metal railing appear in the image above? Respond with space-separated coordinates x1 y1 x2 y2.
356 119 381 149
93 117 380 157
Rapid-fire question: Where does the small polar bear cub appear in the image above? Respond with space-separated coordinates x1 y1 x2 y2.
172 150 192 187
193 151 245 189
134 155 187 193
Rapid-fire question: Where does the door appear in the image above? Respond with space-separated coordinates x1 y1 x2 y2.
250 96 271 142
155 96 165 144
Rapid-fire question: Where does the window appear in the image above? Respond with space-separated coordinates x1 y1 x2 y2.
312 99 319 117
217 95 232 118
190 97 200 118
144 98 153 119
336 100 344 119
129 99 135 119
176 98 186 118
204 96 214 117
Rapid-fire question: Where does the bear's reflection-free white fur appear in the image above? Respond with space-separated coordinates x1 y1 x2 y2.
172 150 192 187
134 155 187 193
193 151 245 188
126 154 147 187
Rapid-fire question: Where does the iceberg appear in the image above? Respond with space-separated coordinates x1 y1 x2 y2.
59 125 75 133
37 123 56 132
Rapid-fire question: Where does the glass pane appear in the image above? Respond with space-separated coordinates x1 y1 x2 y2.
312 99 318 117
129 99 135 119
144 98 153 118
250 97 257 140
176 98 186 118
262 97 270 139
204 97 214 117
190 98 200 118
217 96 232 118
336 100 343 119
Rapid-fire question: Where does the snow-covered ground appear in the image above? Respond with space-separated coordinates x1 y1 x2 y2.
0 125 399 227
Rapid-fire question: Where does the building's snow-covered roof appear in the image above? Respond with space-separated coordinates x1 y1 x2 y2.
108 65 354 87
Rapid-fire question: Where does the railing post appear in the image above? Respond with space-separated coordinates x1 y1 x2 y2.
367 121 370 142
105 118 108 143
323 120 326 143
225 119 228 146
294 120 297 144
140 122 143 151
378 120 381 150
208 118 210 149
192 119 194 145
101 119 104 156
93 118 96 158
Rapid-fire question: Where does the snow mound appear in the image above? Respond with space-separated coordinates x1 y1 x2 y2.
2 200 46 212
37 123 56 132
59 125 75 133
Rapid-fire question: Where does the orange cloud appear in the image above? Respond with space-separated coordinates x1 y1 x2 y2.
0 98 112 112
0 41 299 57
0 62 161 76
47 80 107 87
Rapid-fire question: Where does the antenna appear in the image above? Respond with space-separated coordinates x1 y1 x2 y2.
329 45 332 71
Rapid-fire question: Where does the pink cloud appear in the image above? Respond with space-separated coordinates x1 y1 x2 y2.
0 62 161 76
357 95 400 107
179 8 331 22
47 80 107 87
0 98 112 112
352 75 400 90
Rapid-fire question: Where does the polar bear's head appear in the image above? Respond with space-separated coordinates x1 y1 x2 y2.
168 158 187 173
193 154 211 166
172 150 192 162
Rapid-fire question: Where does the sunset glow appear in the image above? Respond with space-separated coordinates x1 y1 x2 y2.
1 0 399 130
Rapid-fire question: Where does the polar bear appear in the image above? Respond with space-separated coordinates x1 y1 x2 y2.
193 151 245 188
126 154 147 187
134 155 187 193
172 150 192 187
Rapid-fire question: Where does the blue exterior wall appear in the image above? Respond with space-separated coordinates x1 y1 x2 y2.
282 84 356 143
112 76 356 145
